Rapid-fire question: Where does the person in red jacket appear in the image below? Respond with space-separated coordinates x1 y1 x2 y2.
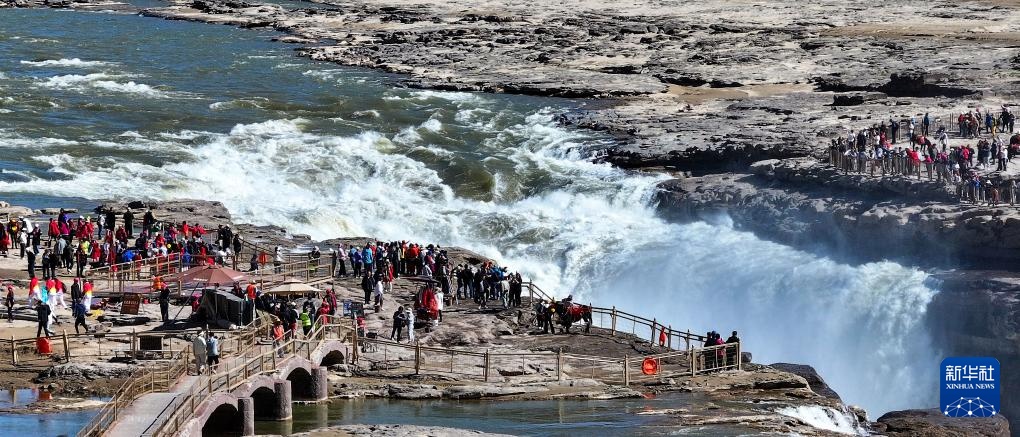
47 219 59 243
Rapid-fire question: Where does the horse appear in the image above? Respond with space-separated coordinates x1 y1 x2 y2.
552 302 592 334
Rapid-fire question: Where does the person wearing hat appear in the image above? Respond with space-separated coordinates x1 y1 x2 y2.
272 320 285 357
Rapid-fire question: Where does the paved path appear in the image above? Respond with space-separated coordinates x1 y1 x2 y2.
107 376 199 437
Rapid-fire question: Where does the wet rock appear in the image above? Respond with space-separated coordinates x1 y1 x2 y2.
96 199 233 229
441 385 535 399
769 363 841 401
385 384 442 399
39 362 135 380
97 314 152 326
831 92 885 106
874 408 1010 436
880 71 977 98
0 205 33 218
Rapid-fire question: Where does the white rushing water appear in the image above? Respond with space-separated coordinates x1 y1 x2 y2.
777 405 868 435
0 88 939 416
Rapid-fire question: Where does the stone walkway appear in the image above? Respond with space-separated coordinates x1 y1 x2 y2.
107 376 199 437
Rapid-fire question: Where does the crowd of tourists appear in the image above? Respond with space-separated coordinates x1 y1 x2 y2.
2 206 741 376
826 107 1020 205
1 207 245 337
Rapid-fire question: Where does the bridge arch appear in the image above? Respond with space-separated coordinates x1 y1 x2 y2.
311 340 349 368
320 350 345 367
285 366 317 401
200 395 245 437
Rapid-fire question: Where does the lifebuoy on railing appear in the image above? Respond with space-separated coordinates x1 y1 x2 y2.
641 357 658 375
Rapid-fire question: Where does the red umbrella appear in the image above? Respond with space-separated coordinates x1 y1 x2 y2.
170 265 247 285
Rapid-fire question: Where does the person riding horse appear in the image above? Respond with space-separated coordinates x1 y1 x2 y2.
550 295 592 334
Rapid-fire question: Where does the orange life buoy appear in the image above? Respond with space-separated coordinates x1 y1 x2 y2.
641 357 658 375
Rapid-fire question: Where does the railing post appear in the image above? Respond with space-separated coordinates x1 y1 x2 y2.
610 306 616 336
667 325 672 350
737 342 742 371
650 318 656 344
623 355 629 386
685 330 691 350
414 341 421 375
556 348 562 381
352 321 359 363
62 330 70 361
11 336 17 365
131 329 137 359
483 349 490 382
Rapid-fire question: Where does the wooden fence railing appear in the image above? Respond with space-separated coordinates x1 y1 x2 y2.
521 281 706 351
69 255 738 436
75 316 274 437
147 315 353 437
353 336 740 385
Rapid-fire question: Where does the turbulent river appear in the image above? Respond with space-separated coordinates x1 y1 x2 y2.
0 7 939 418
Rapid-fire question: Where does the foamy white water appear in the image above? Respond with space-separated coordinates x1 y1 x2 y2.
0 104 939 416
777 405 868 435
20 57 113 67
37 73 177 98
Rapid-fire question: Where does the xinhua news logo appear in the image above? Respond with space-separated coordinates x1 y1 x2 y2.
940 357 1000 418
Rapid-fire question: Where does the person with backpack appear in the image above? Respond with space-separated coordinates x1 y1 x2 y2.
405 306 415 343
36 301 53 337
299 308 312 336
73 299 88 334
390 306 407 342
206 332 220 373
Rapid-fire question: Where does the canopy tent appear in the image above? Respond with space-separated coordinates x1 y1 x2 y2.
266 278 319 296
169 265 247 285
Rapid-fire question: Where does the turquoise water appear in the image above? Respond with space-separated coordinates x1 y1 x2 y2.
253 395 759 436
0 389 102 436
0 409 100 437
